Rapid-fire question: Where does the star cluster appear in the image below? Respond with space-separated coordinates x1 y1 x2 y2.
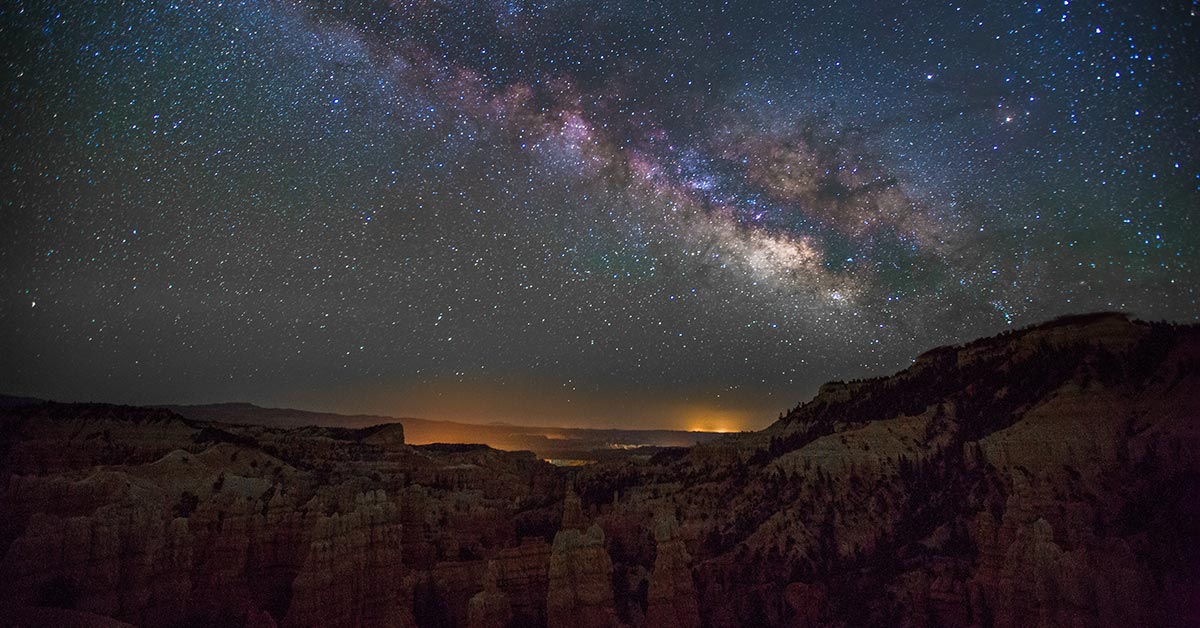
1 0 1196 429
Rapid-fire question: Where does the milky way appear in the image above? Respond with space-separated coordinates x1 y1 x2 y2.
1 0 1196 429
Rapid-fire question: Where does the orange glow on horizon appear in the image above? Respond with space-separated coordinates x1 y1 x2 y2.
680 405 750 434
686 425 736 434
288 377 777 432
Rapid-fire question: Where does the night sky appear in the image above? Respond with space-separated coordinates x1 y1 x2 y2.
2 1 1196 430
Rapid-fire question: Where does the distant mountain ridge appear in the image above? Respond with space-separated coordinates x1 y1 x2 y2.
158 402 729 457
0 395 727 461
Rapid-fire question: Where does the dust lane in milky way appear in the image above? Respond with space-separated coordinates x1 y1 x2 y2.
1 0 1196 429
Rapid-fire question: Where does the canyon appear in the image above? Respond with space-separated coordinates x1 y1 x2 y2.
1 312 1197 626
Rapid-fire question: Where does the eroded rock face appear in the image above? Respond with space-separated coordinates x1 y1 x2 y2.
547 523 617 628
573 314 1200 627
282 491 413 628
560 487 586 531
645 512 700 628
0 404 563 627
491 538 552 625
543 486 619 628
468 562 513 628
1 313 1197 627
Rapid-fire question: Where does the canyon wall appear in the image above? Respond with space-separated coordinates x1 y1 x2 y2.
2 313 1198 626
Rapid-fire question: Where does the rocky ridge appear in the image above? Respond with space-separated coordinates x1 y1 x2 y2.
2 312 1197 626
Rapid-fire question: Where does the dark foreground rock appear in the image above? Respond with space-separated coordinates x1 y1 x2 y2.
2 312 1197 626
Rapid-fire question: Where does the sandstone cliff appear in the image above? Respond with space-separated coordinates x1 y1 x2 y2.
2 312 1197 627
0 403 561 627
645 512 700 628
574 313 1200 627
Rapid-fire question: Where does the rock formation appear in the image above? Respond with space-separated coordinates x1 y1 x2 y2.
574 313 1200 627
0 403 560 627
467 562 512 628
645 512 700 628
546 491 618 628
2 313 1198 627
491 538 552 625
547 522 618 628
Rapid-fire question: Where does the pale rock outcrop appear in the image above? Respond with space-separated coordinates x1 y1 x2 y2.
282 490 414 628
547 523 617 628
646 512 700 628
561 487 586 530
492 538 552 624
